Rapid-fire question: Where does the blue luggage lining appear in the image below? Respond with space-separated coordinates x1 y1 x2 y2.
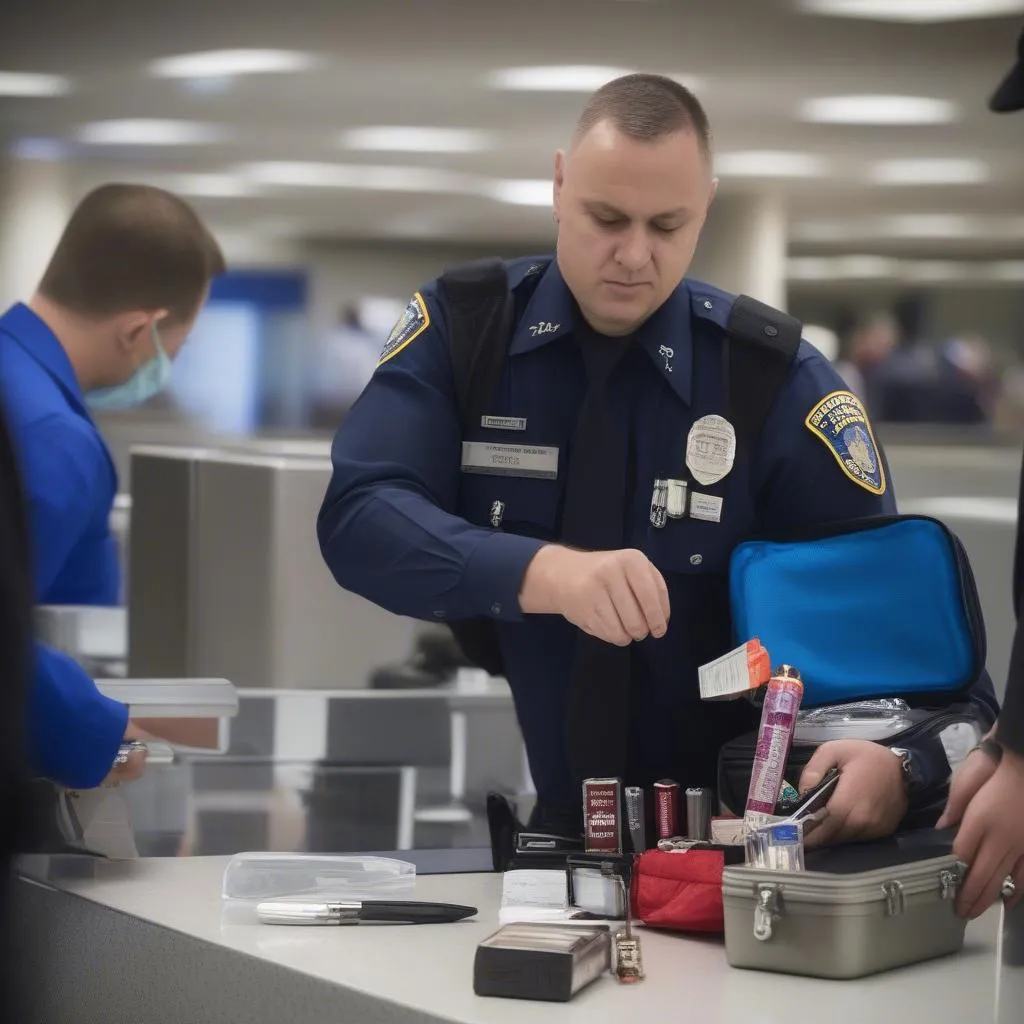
729 516 984 707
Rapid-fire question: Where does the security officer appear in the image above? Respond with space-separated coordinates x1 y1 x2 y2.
319 74 996 839
0 183 225 789
938 25 1024 920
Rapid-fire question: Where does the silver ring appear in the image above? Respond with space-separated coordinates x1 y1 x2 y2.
1002 876 1016 901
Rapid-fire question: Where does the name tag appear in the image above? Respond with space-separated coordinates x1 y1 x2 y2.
481 415 527 431
461 442 559 479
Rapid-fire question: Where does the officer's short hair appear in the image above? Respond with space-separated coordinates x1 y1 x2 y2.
38 183 226 325
575 73 712 158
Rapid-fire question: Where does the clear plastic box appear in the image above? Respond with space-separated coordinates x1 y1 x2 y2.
221 852 417 903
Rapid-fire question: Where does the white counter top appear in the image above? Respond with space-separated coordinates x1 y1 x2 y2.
18 853 1023 1024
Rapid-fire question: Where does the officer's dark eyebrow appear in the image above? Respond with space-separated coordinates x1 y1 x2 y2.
584 200 690 224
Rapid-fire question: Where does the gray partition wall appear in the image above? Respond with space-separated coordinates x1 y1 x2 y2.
127 446 418 690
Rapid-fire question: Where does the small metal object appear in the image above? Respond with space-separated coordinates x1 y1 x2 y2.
1003 876 1017 901
753 884 780 942
940 864 965 901
625 786 646 853
649 479 668 529
612 877 644 983
685 787 712 842
882 880 905 917
112 740 147 767
656 836 709 853
666 479 688 519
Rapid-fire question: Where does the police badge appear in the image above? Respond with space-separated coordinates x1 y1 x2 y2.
377 292 430 367
805 390 886 495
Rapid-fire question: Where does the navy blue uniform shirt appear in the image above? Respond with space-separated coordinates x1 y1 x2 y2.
0 303 128 788
319 258 997 813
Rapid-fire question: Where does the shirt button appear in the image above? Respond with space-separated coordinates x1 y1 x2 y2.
491 602 502 615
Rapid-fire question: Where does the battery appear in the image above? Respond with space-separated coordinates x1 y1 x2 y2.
653 779 680 840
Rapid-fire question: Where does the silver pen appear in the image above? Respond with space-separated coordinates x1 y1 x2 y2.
256 899 477 926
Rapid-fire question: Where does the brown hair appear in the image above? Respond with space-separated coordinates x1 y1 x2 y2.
38 183 226 325
574 73 712 158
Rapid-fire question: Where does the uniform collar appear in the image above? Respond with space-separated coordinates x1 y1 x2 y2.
0 302 85 405
509 264 716 407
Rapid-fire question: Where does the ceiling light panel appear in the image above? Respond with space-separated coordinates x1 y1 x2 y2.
800 95 957 125
797 0 1024 23
0 72 70 97
487 179 553 206
240 161 481 194
715 151 827 178
149 49 316 78
75 120 225 145
340 127 491 153
869 158 989 185
488 65 637 91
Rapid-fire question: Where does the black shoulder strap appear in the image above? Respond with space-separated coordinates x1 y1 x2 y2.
438 259 514 435
725 294 803 443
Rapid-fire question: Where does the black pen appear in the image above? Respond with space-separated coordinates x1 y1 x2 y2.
256 899 478 926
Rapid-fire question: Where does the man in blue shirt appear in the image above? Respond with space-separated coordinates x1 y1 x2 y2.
319 75 996 839
0 183 225 789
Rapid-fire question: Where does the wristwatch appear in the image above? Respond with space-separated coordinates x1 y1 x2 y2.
890 746 924 795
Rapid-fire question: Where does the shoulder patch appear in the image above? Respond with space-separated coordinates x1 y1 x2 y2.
377 292 430 367
805 390 886 495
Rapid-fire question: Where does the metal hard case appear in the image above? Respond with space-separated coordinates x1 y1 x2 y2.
722 853 967 979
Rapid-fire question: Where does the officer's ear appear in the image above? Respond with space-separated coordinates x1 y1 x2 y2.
553 150 566 222
706 176 720 213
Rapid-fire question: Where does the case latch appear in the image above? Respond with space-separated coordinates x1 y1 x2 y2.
940 864 965 901
882 880 905 916
753 884 780 941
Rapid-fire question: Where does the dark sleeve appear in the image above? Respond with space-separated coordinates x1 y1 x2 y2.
317 287 545 624
0 403 33 1019
754 346 998 788
995 445 1024 755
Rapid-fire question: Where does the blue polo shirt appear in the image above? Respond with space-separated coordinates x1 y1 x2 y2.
0 303 127 787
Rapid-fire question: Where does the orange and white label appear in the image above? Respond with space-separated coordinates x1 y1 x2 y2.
698 639 772 701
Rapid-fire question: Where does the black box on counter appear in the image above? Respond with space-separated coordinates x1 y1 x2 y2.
473 923 611 1002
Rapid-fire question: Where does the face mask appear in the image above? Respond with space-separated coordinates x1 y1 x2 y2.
87 321 172 411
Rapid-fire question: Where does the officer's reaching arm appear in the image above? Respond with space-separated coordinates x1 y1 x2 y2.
317 290 546 624
317 288 670 644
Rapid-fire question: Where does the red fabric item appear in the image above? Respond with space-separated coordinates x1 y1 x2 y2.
631 849 726 934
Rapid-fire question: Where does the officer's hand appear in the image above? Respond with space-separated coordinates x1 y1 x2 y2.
936 740 999 832
799 740 907 849
945 747 1024 920
519 545 669 645
101 726 149 785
